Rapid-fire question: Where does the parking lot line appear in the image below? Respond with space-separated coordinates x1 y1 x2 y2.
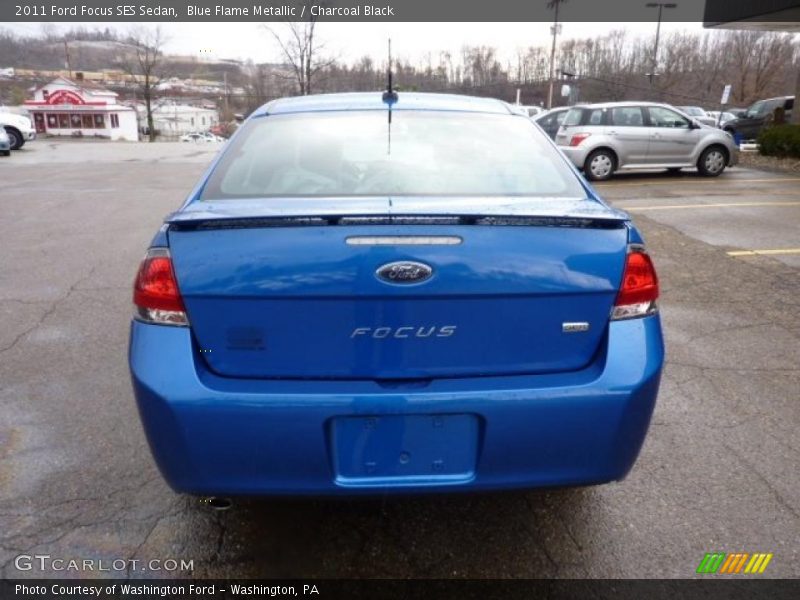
727 248 800 257
595 177 800 188
625 201 800 211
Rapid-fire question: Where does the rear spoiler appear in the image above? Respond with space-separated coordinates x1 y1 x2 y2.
166 196 629 230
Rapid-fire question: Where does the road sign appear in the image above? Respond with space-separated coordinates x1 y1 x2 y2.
720 84 732 105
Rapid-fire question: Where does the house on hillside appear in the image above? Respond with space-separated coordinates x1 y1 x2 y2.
138 101 220 138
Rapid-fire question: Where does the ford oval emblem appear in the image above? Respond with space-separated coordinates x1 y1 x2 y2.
376 261 433 284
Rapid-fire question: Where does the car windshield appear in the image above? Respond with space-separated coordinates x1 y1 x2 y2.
200 110 584 199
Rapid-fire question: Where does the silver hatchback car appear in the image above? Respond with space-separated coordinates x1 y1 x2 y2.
556 102 738 181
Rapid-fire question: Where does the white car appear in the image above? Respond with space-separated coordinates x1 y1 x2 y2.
706 111 737 126
520 105 546 117
180 132 207 143
0 111 36 150
676 106 717 127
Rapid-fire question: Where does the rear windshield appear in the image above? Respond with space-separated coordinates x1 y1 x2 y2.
199 110 584 199
746 100 780 117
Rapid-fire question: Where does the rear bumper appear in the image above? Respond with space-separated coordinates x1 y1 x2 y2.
558 145 590 169
129 316 664 496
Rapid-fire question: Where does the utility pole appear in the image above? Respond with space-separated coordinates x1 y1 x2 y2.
63 40 72 78
546 0 565 109
646 2 677 86
223 71 229 116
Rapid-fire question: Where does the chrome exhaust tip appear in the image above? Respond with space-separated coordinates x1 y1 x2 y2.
202 496 233 511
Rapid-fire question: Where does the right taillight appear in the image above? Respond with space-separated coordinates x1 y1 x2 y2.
611 247 659 320
569 133 591 147
133 248 188 326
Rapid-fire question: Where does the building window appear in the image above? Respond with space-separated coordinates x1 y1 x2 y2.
70 114 82 128
47 114 58 128
82 115 94 129
202 117 206 126
58 114 70 129
110 114 119 128
94 114 105 128
191 117 195 126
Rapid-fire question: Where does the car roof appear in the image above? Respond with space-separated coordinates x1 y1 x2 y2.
256 92 517 116
568 101 679 109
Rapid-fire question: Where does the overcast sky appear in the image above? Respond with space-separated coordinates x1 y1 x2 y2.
8 21 707 65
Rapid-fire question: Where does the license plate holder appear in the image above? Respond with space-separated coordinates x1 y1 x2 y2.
329 414 479 486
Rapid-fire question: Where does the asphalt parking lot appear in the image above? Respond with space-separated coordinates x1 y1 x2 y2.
1 141 798 579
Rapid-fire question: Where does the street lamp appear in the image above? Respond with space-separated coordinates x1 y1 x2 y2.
646 2 677 86
546 0 567 109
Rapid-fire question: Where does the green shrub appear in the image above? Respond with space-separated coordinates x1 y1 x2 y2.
758 124 800 158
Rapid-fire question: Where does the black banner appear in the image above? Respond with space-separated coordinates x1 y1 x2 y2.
4 0 792 23
3 579 800 600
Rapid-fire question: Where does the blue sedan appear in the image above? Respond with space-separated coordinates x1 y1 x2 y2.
129 92 664 497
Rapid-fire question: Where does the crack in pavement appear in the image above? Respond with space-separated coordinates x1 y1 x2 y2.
720 441 800 523
0 265 100 356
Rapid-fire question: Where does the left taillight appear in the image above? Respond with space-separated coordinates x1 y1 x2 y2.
133 248 188 326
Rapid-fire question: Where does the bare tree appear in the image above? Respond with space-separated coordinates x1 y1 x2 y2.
264 10 335 95
122 26 167 142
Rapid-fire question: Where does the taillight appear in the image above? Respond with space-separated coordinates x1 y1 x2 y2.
133 248 188 326
611 246 659 320
569 133 591 147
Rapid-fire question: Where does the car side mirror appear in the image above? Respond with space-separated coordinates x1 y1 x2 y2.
688 120 700 129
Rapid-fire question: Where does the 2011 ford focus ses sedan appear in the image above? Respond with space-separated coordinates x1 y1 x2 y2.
129 92 664 497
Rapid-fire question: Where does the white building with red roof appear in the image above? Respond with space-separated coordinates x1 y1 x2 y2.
25 74 139 141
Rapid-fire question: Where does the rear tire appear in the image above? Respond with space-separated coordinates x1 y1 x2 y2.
584 149 616 181
697 145 727 177
4 127 23 151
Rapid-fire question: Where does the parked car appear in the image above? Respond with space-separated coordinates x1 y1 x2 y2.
129 92 664 498
0 111 36 150
200 131 224 143
180 132 207 143
0 128 11 156
556 101 739 181
723 96 794 140
534 107 571 140
677 106 717 127
520 105 545 117
706 111 737 126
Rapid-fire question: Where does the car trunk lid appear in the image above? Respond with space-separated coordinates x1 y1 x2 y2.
167 196 628 380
